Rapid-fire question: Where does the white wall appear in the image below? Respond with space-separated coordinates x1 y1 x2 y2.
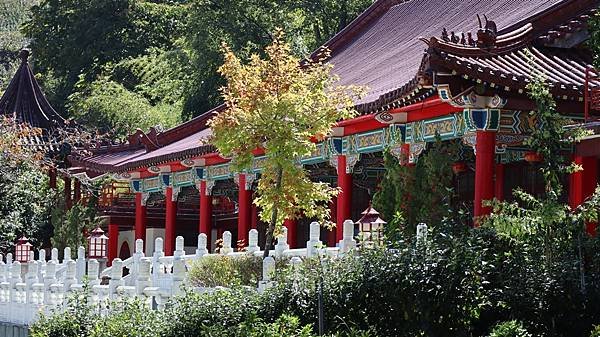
145 228 166 256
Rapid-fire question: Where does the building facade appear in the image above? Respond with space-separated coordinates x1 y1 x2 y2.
4 0 599 261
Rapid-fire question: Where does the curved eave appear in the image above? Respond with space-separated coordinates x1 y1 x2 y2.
113 144 217 173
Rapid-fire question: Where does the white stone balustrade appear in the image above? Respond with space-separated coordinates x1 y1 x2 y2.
0 219 359 327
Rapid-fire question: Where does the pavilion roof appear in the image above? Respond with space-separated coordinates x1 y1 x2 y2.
321 0 581 113
0 49 65 130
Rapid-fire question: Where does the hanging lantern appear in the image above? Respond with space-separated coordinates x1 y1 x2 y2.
87 227 108 259
15 236 32 263
524 151 543 163
452 161 467 174
356 205 387 245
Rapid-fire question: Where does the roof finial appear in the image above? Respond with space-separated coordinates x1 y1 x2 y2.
18 49 31 64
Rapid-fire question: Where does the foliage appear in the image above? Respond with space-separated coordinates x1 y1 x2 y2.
209 30 363 256
68 74 180 137
23 0 188 115
184 0 372 116
31 283 96 337
89 301 162 337
50 199 99 254
588 12 600 69
0 161 54 253
0 118 55 253
262 228 600 337
591 325 600 337
0 0 38 93
162 287 261 337
483 75 600 268
487 321 532 337
188 254 262 287
373 139 459 238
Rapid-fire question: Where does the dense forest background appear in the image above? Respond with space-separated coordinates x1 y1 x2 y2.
1 0 373 137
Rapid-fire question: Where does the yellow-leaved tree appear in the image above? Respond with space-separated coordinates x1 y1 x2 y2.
209 30 364 257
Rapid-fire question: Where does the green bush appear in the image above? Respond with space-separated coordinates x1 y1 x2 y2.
89 301 162 337
30 285 95 337
188 254 262 287
591 325 600 337
488 321 532 337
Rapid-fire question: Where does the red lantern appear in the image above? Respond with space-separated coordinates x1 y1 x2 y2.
524 151 543 163
88 227 108 259
15 236 32 263
452 161 467 174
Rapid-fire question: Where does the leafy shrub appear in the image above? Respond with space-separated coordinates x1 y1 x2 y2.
591 325 600 337
188 254 262 287
161 287 261 337
89 300 162 337
31 285 95 337
487 321 532 337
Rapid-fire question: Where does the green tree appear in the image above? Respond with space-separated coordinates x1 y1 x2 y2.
0 0 38 93
22 0 187 114
183 0 372 117
51 197 99 254
373 139 458 237
67 49 188 136
209 31 363 257
0 162 54 253
483 74 600 270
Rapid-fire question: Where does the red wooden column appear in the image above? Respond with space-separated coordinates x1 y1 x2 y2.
199 180 213 251
49 168 57 189
336 155 353 241
328 197 337 247
73 179 81 204
251 204 258 230
494 163 505 202
64 176 72 210
164 187 178 256
237 174 252 246
474 130 496 221
134 193 147 245
108 223 119 266
284 219 298 248
570 155 598 236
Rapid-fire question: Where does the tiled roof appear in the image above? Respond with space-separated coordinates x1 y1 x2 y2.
0 50 65 129
115 128 214 171
325 0 580 112
432 45 595 98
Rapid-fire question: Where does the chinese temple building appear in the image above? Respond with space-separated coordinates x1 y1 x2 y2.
46 0 600 260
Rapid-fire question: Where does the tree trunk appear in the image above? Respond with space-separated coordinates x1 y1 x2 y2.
263 165 283 259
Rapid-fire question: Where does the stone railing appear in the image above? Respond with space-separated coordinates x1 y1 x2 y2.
0 220 357 327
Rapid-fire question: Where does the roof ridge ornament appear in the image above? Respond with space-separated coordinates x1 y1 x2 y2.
18 49 31 64
476 14 497 48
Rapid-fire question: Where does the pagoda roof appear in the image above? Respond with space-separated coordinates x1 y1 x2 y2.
424 1 598 101
0 50 65 129
322 0 595 113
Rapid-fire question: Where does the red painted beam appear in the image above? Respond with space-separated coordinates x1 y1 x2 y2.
388 97 463 122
